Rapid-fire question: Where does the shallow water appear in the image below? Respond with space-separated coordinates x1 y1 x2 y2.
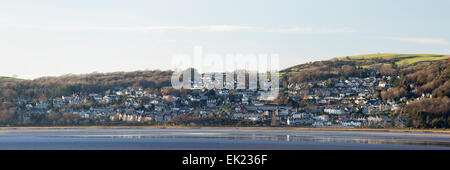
0 128 449 150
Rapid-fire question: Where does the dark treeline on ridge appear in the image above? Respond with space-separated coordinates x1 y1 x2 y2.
0 70 172 125
6 70 173 98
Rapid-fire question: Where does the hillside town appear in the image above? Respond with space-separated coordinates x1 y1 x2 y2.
14 70 431 128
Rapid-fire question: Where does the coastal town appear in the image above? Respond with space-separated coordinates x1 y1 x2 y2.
14 70 430 128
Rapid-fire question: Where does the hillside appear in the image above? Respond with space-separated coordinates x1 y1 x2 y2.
333 53 450 66
0 53 448 128
0 76 24 81
282 53 449 97
280 54 449 128
281 53 450 77
0 70 173 101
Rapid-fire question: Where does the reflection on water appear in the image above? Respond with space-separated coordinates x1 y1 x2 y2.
42 131 450 148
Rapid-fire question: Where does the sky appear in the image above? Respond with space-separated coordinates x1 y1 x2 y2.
0 0 449 79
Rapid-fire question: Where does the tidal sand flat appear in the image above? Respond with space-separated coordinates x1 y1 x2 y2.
0 128 449 150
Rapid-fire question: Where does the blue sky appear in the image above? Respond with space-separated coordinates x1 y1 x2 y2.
0 0 449 79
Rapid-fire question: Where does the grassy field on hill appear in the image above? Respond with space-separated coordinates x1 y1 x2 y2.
282 53 449 75
0 76 24 81
333 53 450 66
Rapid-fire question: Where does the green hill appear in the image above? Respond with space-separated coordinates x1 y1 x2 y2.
279 53 450 83
0 76 24 81
282 53 449 75
332 53 449 66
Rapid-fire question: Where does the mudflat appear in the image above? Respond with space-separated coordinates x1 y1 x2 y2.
0 127 449 150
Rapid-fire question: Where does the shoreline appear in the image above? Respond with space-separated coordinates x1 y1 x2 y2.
0 126 449 133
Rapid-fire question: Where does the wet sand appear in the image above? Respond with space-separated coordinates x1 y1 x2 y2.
0 128 449 150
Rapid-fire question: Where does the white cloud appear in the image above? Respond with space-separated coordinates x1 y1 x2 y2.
0 24 355 33
77 25 262 32
271 27 356 33
383 37 447 45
